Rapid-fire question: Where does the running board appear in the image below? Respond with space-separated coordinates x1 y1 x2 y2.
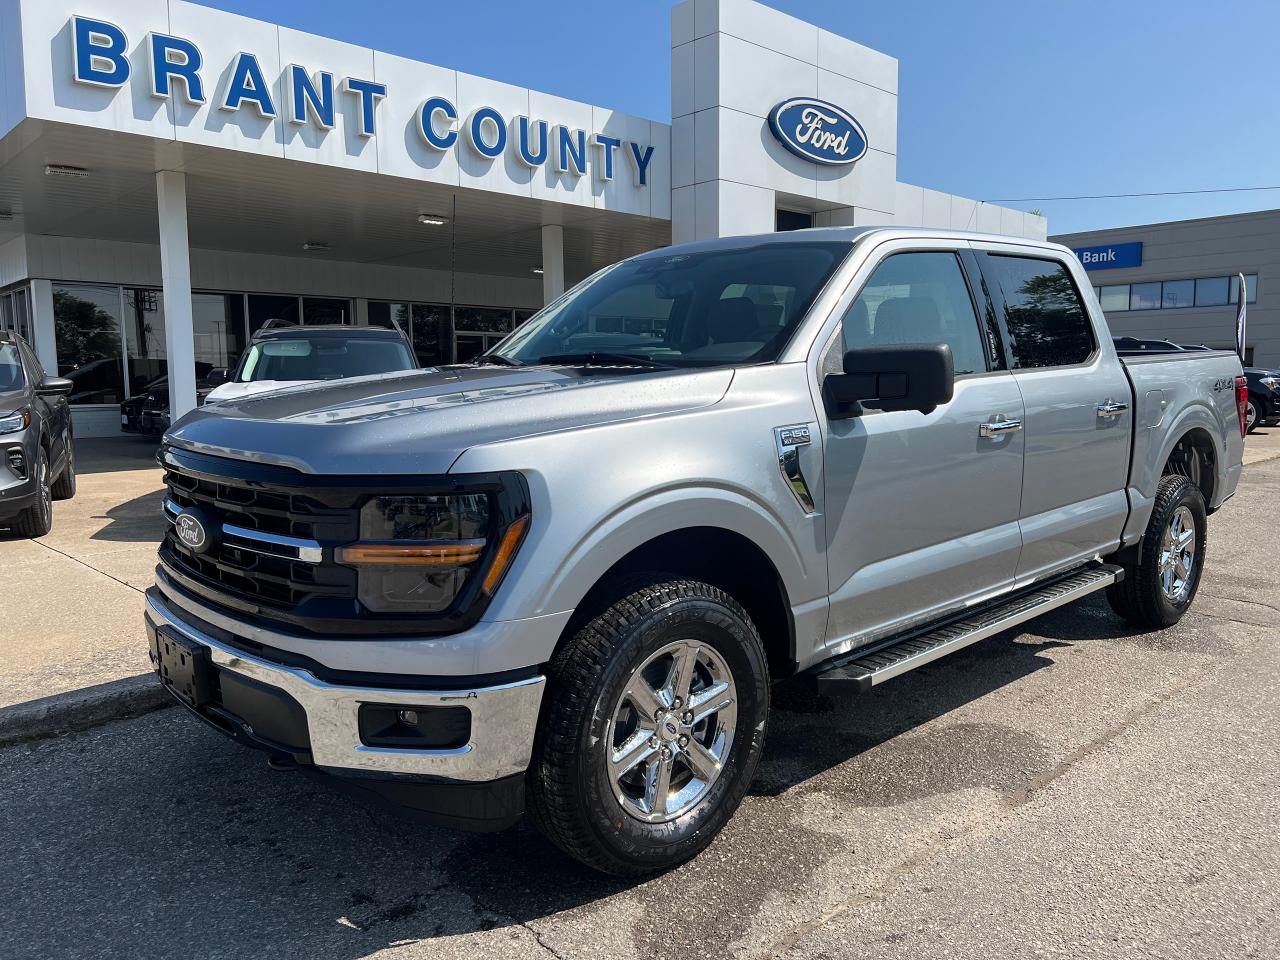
815 564 1124 696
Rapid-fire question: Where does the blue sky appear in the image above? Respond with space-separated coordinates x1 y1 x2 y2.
201 0 1279 236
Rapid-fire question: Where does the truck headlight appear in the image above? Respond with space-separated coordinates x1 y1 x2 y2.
0 408 30 435
336 494 529 613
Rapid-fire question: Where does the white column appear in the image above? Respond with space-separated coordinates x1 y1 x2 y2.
29 279 58 373
541 224 565 305
156 171 197 419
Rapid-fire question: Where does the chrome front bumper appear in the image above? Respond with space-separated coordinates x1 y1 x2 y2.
145 591 546 782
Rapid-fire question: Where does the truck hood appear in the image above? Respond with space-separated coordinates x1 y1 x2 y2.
165 364 734 475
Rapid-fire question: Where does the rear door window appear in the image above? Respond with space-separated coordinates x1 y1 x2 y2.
984 255 1096 368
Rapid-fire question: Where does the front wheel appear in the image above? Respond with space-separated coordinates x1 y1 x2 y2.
9 449 53 539
1246 396 1260 433
1107 474 1207 628
51 438 76 501
528 578 770 876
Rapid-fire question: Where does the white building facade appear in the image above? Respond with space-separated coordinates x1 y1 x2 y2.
0 0 1045 437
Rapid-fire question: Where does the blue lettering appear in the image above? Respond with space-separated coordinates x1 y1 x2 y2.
148 33 204 104
288 66 335 129
628 142 655 186
72 16 129 88
516 116 548 167
418 97 458 150
468 107 506 159
556 126 586 176
592 134 621 181
342 77 386 138
221 53 275 118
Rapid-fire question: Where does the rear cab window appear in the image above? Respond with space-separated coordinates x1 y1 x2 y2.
982 254 1096 368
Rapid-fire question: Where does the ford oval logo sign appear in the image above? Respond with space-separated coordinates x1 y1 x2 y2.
174 509 212 554
767 98 868 167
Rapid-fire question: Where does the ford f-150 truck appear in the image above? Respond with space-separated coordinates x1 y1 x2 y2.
147 228 1246 876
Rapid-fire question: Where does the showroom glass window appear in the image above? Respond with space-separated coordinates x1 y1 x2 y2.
53 283 125 404
841 251 989 377
985 255 1095 368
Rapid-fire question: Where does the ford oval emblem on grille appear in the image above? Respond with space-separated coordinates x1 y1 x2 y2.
767 98 868 167
175 509 213 554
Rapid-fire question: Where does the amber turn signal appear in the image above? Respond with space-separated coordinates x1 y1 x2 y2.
336 540 486 566
481 514 530 595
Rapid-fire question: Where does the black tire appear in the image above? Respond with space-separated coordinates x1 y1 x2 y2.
10 449 53 539
1245 395 1261 433
51 439 76 501
1107 474 1206 628
528 577 770 876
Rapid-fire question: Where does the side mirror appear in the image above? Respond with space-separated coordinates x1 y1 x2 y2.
36 376 74 397
822 344 954 420
204 367 230 387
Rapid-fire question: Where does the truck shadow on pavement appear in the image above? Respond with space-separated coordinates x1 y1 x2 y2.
86 488 168 544
2 599 1148 960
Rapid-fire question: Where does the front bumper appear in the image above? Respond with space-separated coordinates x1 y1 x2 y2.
144 589 546 829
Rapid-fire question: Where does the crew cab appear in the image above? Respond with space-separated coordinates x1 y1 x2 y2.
146 228 1245 876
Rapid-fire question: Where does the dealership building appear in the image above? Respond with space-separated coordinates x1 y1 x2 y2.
0 0 1044 437
1053 209 1276 368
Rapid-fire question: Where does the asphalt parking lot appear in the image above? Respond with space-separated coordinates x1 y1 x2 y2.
1 439 1279 960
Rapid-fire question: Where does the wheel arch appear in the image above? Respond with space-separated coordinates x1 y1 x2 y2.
560 525 799 679
1163 425 1218 510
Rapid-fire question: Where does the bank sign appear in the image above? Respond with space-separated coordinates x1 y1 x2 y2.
767 98 868 166
1072 242 1143 271
67 15 657 188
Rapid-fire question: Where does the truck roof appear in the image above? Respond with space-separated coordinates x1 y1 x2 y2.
633 225 1068 261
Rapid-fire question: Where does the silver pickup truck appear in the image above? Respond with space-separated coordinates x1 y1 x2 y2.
147 228 1247 875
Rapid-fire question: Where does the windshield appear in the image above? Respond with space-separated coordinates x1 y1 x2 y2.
0 344 24 392
490 241 850 367
236 337 416 383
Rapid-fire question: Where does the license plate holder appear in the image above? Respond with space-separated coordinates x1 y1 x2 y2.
151 627 213 708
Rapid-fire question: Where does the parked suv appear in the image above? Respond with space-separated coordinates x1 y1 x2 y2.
1244 366 1280 432
203 322 419 404
148 229 1245 875
0 333 76 538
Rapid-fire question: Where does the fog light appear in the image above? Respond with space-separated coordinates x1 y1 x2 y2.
358 704 471 749
5 447 25 479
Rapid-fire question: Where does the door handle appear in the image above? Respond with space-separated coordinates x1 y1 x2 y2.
979 415 1023 437
1096 400 1128 419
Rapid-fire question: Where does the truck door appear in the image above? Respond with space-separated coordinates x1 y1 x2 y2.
976 250 1131 583
821 244 1026 654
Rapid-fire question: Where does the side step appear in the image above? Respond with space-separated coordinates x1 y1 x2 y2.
815 564 1124 696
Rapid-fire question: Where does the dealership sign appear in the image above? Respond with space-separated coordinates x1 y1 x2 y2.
767 98 868 166
68 16 656 186
1072 242 1143 271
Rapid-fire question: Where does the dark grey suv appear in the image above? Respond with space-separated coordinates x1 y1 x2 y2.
0 332 76 538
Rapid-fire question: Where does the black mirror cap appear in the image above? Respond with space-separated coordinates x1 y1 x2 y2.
36 377 74 397
824 343 955 420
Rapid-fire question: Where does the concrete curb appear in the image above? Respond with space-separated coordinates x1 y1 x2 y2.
0 674 173 749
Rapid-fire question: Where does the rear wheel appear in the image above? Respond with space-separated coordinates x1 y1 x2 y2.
1107 474 1206 628
9 449 53 539
51 438 76 501
528 577 770 876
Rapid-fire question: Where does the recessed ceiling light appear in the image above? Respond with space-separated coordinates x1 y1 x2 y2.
302 241 329 252
417 213 449 226
531 266 544 275
45 164 90 178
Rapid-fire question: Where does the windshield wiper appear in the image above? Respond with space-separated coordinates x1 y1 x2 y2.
536 351 675 369
473 353 524 367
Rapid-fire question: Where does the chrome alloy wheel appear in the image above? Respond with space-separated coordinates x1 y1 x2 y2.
1159 505 1197 603
605 638 738 824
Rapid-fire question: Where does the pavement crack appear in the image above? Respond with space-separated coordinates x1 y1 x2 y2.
756 655 1228 960
1202 592 1280 615
32 540 144 595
